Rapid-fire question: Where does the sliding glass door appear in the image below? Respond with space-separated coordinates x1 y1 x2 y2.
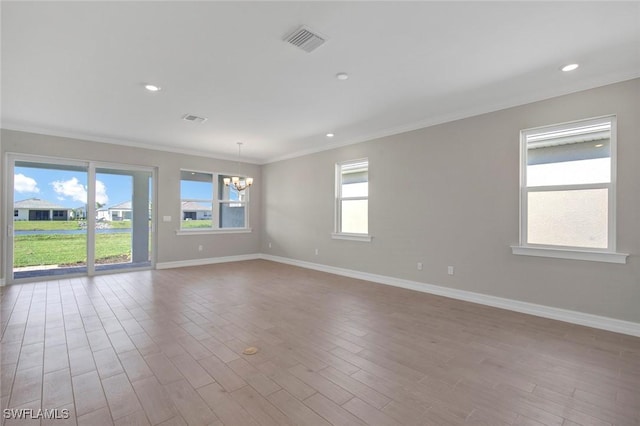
12 160 89 279
7 155 155 282
94 167 153 272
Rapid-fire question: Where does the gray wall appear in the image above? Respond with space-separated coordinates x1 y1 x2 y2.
261 78 640 323
0 130 262 280
2 79 638 323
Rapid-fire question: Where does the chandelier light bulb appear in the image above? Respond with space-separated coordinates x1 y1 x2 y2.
224 142 254 192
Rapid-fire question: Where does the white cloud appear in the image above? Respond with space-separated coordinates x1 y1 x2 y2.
95 180 108 205
51 178 108 205
51 177 86 202
14 174 39 193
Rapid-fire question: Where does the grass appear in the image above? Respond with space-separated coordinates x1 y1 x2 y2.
181 220 213 229
14 234 132 267
14 220 132 231
12 220 149 268
14 220 83 231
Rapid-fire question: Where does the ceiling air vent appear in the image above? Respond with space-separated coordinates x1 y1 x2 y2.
284 25 326 53
182 114 207 124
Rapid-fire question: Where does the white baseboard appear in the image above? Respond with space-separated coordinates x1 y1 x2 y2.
259 254 640 337
156 254 260 270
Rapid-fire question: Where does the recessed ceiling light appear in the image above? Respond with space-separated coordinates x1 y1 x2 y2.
144 83 162 92
336 73 349 81
561 63 579 72
326 133 335 138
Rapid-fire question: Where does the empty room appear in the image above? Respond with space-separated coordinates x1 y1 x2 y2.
1 1 639 425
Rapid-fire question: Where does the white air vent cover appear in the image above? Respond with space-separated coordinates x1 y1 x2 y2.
284 26 326 53
182 114 207 124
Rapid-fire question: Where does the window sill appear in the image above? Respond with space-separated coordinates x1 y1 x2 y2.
511 245 628 264
331 233 372 242
176 228 252 236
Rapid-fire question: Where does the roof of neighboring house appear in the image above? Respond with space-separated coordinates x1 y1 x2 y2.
108 201 132 210
14 198 69 210
182 201 211 212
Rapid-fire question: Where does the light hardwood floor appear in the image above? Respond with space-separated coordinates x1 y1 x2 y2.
1 260 639 425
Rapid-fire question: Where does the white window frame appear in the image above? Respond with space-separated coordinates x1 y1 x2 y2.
5 153 157 283
218 173 250 230
511 115 627 264
332 158 371 242
177 169 251 235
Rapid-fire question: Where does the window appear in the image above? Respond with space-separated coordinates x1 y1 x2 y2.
333 159 370 241
218 175 247 228
180 171 214 230
514 116 627 263
14 210 18 217
179 170 249 233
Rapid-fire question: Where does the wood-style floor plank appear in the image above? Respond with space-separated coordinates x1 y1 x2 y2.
1 260 639 425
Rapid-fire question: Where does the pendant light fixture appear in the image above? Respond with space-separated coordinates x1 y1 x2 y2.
224 142 253 191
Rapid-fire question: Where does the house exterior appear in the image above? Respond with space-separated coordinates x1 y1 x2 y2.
14 198 74 221
181 201 212 220
107 201 133 221
73 206 87 220
96 206 110 221
97 201 152 221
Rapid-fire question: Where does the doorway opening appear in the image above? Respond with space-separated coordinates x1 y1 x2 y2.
8 155 155 282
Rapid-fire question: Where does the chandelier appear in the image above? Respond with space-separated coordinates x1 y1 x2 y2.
223 142 254 192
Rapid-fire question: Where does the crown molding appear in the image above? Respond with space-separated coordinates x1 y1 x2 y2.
0 122 263 165
3 72 638 166
263 71 640 164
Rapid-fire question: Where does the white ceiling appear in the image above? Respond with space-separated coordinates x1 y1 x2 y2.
2 1 639 164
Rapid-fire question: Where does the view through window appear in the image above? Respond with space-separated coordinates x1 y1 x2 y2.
521 116 615 250
180 170 248 230
336 159 369 235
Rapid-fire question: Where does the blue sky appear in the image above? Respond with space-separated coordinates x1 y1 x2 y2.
180 180 240 201
13 166 238 208
180 180 212 201
14 167 134 208
14 166 219 208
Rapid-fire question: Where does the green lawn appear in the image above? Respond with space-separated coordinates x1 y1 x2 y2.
14 234 132 267
14 220 132 231
14 220 83 231
181 220 213 229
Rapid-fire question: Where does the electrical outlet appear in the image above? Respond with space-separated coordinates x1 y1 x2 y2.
448 266 454 275
315 248 319 255
417 262 423 271
198 245 203 252
268 242 272 248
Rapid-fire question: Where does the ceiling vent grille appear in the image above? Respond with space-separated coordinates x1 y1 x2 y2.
182 114 207 124
284 26 326 53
